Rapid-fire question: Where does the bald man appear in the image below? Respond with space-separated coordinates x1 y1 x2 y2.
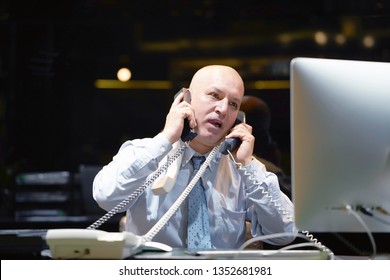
93 65 297 249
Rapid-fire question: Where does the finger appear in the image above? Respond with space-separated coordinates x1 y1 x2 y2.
226 124 252 140
172 91 185 106
240 123 253 134
182 107 197 128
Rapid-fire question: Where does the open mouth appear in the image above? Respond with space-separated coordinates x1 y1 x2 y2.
208 119 222 128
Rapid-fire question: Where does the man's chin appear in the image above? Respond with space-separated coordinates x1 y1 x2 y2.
190 134 224 151
199 134 225 147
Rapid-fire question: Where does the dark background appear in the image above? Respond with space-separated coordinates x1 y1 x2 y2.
2 0 389 174
0 0 390 256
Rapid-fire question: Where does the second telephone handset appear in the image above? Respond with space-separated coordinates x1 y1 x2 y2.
175 88 245 154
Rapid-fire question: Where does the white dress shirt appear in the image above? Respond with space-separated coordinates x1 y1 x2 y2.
93 133 297 248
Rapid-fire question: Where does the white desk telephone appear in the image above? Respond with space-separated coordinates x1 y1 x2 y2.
46 228 172 259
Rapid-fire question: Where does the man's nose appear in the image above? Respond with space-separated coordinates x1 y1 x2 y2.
215 99 228 116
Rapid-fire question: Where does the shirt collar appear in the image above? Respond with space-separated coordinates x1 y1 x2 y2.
182 145 220 173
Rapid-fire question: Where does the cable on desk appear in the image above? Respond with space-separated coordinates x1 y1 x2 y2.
238 232 335 260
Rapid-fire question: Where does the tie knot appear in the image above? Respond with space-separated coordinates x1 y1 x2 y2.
191 156 205 171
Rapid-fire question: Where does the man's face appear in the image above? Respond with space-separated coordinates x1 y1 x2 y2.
189 66 244 150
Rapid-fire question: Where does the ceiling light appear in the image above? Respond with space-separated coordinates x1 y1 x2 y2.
117 68 132 82
314 31 328 45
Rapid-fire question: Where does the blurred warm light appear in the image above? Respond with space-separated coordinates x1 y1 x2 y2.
248 80 290 90
117 67 132 82
341 17 357 38
335 34 346 45
314 31 328 45
279 34 292 45
95 79 290 90
95 79 173 89
362 35 375 48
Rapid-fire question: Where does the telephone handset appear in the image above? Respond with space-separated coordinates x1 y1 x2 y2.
175 88 198 142
219 110 246 155
174 88 246 154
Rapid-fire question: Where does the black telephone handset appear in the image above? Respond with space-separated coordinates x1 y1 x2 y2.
219 110 246 155
175 88 198 142
174 88 246 153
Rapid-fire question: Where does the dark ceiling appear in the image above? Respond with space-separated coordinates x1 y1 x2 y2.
1 0 390 173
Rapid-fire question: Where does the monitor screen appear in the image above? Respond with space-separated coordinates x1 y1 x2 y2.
291 57 390 233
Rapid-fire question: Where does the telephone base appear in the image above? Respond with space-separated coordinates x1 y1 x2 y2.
46 228 145 259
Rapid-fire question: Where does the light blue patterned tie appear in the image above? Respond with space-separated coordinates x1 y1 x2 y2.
187 156 212 249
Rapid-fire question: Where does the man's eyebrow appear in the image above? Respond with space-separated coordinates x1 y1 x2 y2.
206 87 221 93
206 88 241 104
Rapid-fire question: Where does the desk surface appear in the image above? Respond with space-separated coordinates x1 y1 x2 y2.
1 229 389 260
134 248 331 260
0 229 337 260
0 229 329 260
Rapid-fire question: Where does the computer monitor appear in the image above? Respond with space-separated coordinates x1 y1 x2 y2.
291 57 390 233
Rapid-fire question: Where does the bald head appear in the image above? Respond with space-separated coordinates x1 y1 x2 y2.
189 65 245 101
185 65 246 153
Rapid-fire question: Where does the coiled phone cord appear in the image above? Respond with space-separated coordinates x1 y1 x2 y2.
227 150 334 257
227 150 294 222
301 230 335 259
142 144 220 243
87 145 187 230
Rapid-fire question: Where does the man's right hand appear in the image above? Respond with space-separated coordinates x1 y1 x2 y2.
162 90 197 144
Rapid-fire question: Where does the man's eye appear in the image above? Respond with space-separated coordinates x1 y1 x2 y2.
229 102 238 109
211 92 219 99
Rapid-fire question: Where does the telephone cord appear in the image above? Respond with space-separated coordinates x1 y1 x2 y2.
87 145 187 230
239 232 335 259
227 151 335 257
227 150 294 222
142 144 220 243
301 230 335 259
